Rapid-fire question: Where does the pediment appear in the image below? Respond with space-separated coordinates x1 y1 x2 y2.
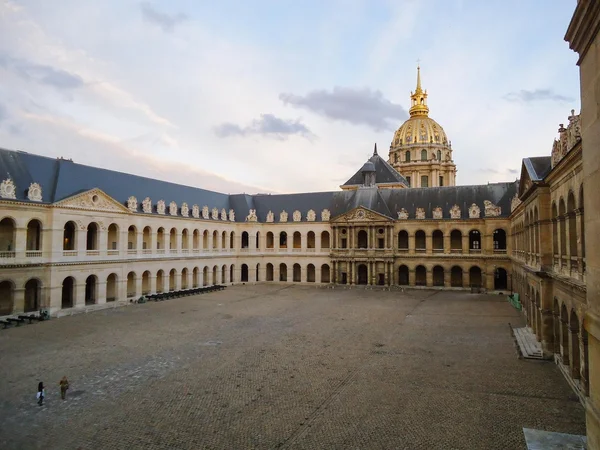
53 188 130 213
331 207 392 223
517 163 533 199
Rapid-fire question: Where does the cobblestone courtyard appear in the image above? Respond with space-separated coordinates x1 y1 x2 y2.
0 285 586 449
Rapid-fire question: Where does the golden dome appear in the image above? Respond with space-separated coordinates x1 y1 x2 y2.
392 115 448 147
391 66 449 147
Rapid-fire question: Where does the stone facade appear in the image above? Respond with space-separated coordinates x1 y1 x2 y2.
566 1 600 447
510 112 588 407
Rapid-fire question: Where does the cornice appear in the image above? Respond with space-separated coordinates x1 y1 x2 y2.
565 0 600 64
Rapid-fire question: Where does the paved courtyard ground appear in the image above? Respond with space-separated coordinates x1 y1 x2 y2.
0 285 586 449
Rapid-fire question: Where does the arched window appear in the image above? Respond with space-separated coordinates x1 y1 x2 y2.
469 230 481 251
86 223 99 250
450 230 462 252
357 230 368 249
279 232 287 248
170 228 177 250
24 279 41 312
433 266 444 286
181 268 189 289
451 266 463 287
293 232 301 249
63 221 76 251
106 273 118 301
26 220 42 252
321 264 330 283
307 231 315 249
144 226 152 250
559 198 567 256
568 192 577 257
405 150 411 162
493 229 507 250
432 230 443 252
398 230 409 250
420 175 428 187
437 150 441 161
415 265 426 286
321 231 330 248
415 230 426 251
125 225 134 250
421 149 427 161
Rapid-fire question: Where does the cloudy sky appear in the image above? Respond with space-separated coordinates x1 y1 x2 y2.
0 0 580 194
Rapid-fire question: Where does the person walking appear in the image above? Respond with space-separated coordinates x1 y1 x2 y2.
36 382 45 406
59 376 69 400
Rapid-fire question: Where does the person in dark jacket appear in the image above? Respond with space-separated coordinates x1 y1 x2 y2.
37 382 45 406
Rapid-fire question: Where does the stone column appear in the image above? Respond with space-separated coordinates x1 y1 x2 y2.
150 275 157 294
569 325 581 380
384 262 390 285
150 232 157 254
135 275 143 298
408 268 415 286
576 210 584 276
136 232 143 253
75 282 86 307
462 235 469 253
564 215 572 273
560 319 570 365
187 269 193 288
426 267 433 287
444 270 451 288
426 234 432 254
97 281 107 305
176 232 182 253
349 262 354 285
557 218 564 270
408 233 415 255
98 229 108 257
76 228 86 257
250 233 257 252
12 288 25 314
15 227 26 257
580 330 590 395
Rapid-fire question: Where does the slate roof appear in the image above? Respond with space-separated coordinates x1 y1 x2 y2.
523 157 552 181
252 192 335 223
329 183 516 219
343 148 408 187
0 147 517 221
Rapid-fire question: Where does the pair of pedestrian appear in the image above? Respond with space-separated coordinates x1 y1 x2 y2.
36 376 69 406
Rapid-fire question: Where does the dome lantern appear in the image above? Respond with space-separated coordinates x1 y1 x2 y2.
409 65 429 117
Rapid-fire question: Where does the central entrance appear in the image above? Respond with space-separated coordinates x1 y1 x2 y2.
357 264 368 285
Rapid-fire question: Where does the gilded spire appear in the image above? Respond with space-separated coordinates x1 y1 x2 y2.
415 65 422 93
409 65 429 117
